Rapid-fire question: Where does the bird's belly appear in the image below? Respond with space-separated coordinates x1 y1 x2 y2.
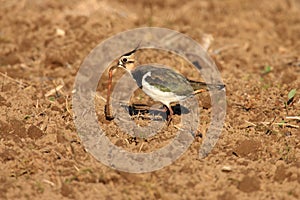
141 83 187 105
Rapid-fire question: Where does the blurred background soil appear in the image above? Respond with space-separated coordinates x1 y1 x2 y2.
0 0 299 199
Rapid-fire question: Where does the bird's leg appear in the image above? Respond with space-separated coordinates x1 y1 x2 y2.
163 105 174 126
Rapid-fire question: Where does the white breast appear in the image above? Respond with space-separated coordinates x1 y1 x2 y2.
141 72 187 106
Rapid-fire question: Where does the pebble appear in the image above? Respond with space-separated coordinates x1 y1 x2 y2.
221 165 232 172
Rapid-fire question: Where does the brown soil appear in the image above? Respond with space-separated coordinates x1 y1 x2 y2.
0 0 300 199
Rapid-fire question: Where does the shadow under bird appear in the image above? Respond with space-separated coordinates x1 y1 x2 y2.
105 48 225 123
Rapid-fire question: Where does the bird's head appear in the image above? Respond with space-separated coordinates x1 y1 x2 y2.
116 47 138 71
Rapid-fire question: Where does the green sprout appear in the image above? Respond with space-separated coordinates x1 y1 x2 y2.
24 115 31 120
287 89 297 105
278 120 285 127
288 89 296 100
48 96 55 101
263 65 272 74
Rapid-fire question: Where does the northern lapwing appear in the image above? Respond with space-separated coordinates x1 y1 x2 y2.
105 48 225 123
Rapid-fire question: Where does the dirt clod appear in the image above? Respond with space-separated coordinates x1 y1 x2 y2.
27 125 43 140
234 140 261 160
238 175 261 193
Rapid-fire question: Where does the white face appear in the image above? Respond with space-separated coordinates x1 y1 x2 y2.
118 54 135 71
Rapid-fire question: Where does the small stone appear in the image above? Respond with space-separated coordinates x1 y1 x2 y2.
55 28 65 36
221 165 232 172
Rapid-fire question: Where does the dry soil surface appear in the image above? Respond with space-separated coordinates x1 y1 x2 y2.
0 0 300 199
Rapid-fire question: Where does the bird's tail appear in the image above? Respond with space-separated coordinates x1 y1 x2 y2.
187 79 225 94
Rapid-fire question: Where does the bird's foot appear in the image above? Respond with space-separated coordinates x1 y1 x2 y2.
166 115 173 126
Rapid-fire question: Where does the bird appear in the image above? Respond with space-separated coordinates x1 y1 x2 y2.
105 48 225 123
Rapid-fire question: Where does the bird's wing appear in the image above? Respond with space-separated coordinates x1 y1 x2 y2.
187 78 225 94
143 67 194 96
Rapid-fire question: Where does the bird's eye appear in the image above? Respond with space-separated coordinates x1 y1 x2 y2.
122 58 127 63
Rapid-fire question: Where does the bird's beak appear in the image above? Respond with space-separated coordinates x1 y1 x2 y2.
109 64 118 72
108 64 119 73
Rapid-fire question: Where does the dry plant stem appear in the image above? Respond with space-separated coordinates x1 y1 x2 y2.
105 65 117 119
286 116 300 120
0 71 28 87
42 179 55 187
244 120 257 127
261 122 299 129
138 142 144 152
212 44 239 55
95 93 107 102
244 120 299 129
44 85 63 97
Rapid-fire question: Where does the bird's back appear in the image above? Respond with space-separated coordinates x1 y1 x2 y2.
131 65 194 97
